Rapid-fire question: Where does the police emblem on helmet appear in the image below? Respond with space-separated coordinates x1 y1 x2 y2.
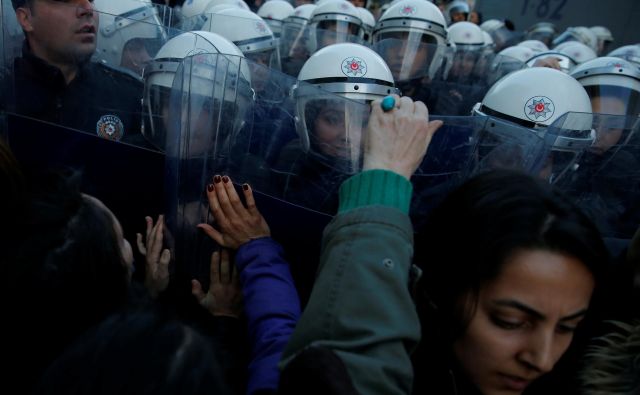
524 96 555 122
342 57 367 77
340 2 349 10
96 115 124 141
400 5 416 15
255 21 268 34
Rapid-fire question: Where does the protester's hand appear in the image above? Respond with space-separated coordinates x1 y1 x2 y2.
364 95 443 180
192 249 243 318
532 57 562 70
136 215 171 298
197 175 270 249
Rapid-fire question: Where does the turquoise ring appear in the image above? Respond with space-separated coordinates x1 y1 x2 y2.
381 95 396 112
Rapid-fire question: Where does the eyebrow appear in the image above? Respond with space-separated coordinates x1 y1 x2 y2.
492 300 589 322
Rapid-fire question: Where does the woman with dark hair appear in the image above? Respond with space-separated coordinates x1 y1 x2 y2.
412 170 609 395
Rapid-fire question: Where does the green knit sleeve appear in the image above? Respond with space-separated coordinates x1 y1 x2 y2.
338 169 413 214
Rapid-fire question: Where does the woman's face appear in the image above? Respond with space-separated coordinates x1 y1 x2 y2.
453 248 595 395
313 103 365 159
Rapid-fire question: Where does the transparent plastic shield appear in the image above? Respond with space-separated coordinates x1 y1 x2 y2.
1 0 23 73
167 53 373 217
94 8 169 77
281 24 312 77
306 21 364 53
490 26 523 52
371 35 450 83
552 113 640 238
280 22 305 68
179 14 208 32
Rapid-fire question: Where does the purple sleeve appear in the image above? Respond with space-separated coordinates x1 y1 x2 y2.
235 237 301 395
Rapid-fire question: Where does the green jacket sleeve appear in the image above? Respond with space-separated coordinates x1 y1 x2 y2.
280 203 420 395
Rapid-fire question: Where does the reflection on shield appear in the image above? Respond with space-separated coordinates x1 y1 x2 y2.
553 113 640 238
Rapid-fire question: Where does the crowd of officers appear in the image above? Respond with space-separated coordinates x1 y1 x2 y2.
0 0 639 394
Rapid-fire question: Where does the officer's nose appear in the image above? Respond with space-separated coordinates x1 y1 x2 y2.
76 0 95 18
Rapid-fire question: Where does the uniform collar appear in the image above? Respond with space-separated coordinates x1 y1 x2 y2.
19 40 90 87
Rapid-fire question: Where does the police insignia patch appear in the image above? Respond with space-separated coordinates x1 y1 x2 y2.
342 57 367 77
96 115 124 141
255 21 268 34
524 96 555 122
400 5 416 15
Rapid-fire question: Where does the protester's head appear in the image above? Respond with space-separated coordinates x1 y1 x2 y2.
415 170 608 395
36 308 231 395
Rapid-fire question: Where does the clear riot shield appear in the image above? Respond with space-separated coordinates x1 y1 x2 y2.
1 0 23 74
1 4 168 149
553 113 640 239
371 38 525 116
280 21 309 77
92 7 169 77
166 53 359 287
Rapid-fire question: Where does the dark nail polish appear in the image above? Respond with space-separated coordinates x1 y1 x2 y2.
242 184 249 191
207 184 214 192
222 176 229 183
214 175 221 183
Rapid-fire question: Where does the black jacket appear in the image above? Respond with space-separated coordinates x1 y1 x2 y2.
3 44 150 147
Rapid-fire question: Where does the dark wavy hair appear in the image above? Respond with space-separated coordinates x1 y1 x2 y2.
412 169 609 393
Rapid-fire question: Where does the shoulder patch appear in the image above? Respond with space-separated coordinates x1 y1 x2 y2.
97 114 125 141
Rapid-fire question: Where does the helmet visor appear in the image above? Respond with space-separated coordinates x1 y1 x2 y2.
372 32 443 82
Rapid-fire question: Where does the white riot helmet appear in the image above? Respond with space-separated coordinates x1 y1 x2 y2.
143 31 250 151
608 44 640 67
473 67 594 182
293 43 399 153
556 41 597 65
552 26 598 53
285 3 317 26
445 0 469 25
200 9 279 69
306 0 364 54
180 0 214 19
498 46 536 63
356 7 375 43
526 50 578 74
206 0 250 11
480 19 504 33
93 0 166 76
571 57 640 116
257 0 295 37
448 21 485 49
518 39 548 53
372 0 448 82
524 22 556 47
589 26 613 55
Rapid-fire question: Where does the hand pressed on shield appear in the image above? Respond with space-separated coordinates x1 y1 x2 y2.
197 175 271 250
191 249 243 318
136 215 171 298
363 95 443 180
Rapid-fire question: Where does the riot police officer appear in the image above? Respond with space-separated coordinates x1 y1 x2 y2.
5 0 149 146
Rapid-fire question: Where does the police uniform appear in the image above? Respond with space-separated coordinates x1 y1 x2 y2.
5 43 150 148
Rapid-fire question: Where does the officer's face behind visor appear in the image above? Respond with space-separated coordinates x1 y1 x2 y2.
375 31 436 82
317 20 362 49
306 99 369 162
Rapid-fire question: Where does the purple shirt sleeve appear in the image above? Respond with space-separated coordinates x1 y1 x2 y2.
236 237 301 394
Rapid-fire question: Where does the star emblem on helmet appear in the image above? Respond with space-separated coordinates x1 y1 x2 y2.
400 5 416 15
524 96 555 122
341 56 368 77
255 21 268 34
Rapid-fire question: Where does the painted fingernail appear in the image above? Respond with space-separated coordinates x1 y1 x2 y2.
242 183 249 191
207 184 214 192
213 175 221 183
222 176 229 183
